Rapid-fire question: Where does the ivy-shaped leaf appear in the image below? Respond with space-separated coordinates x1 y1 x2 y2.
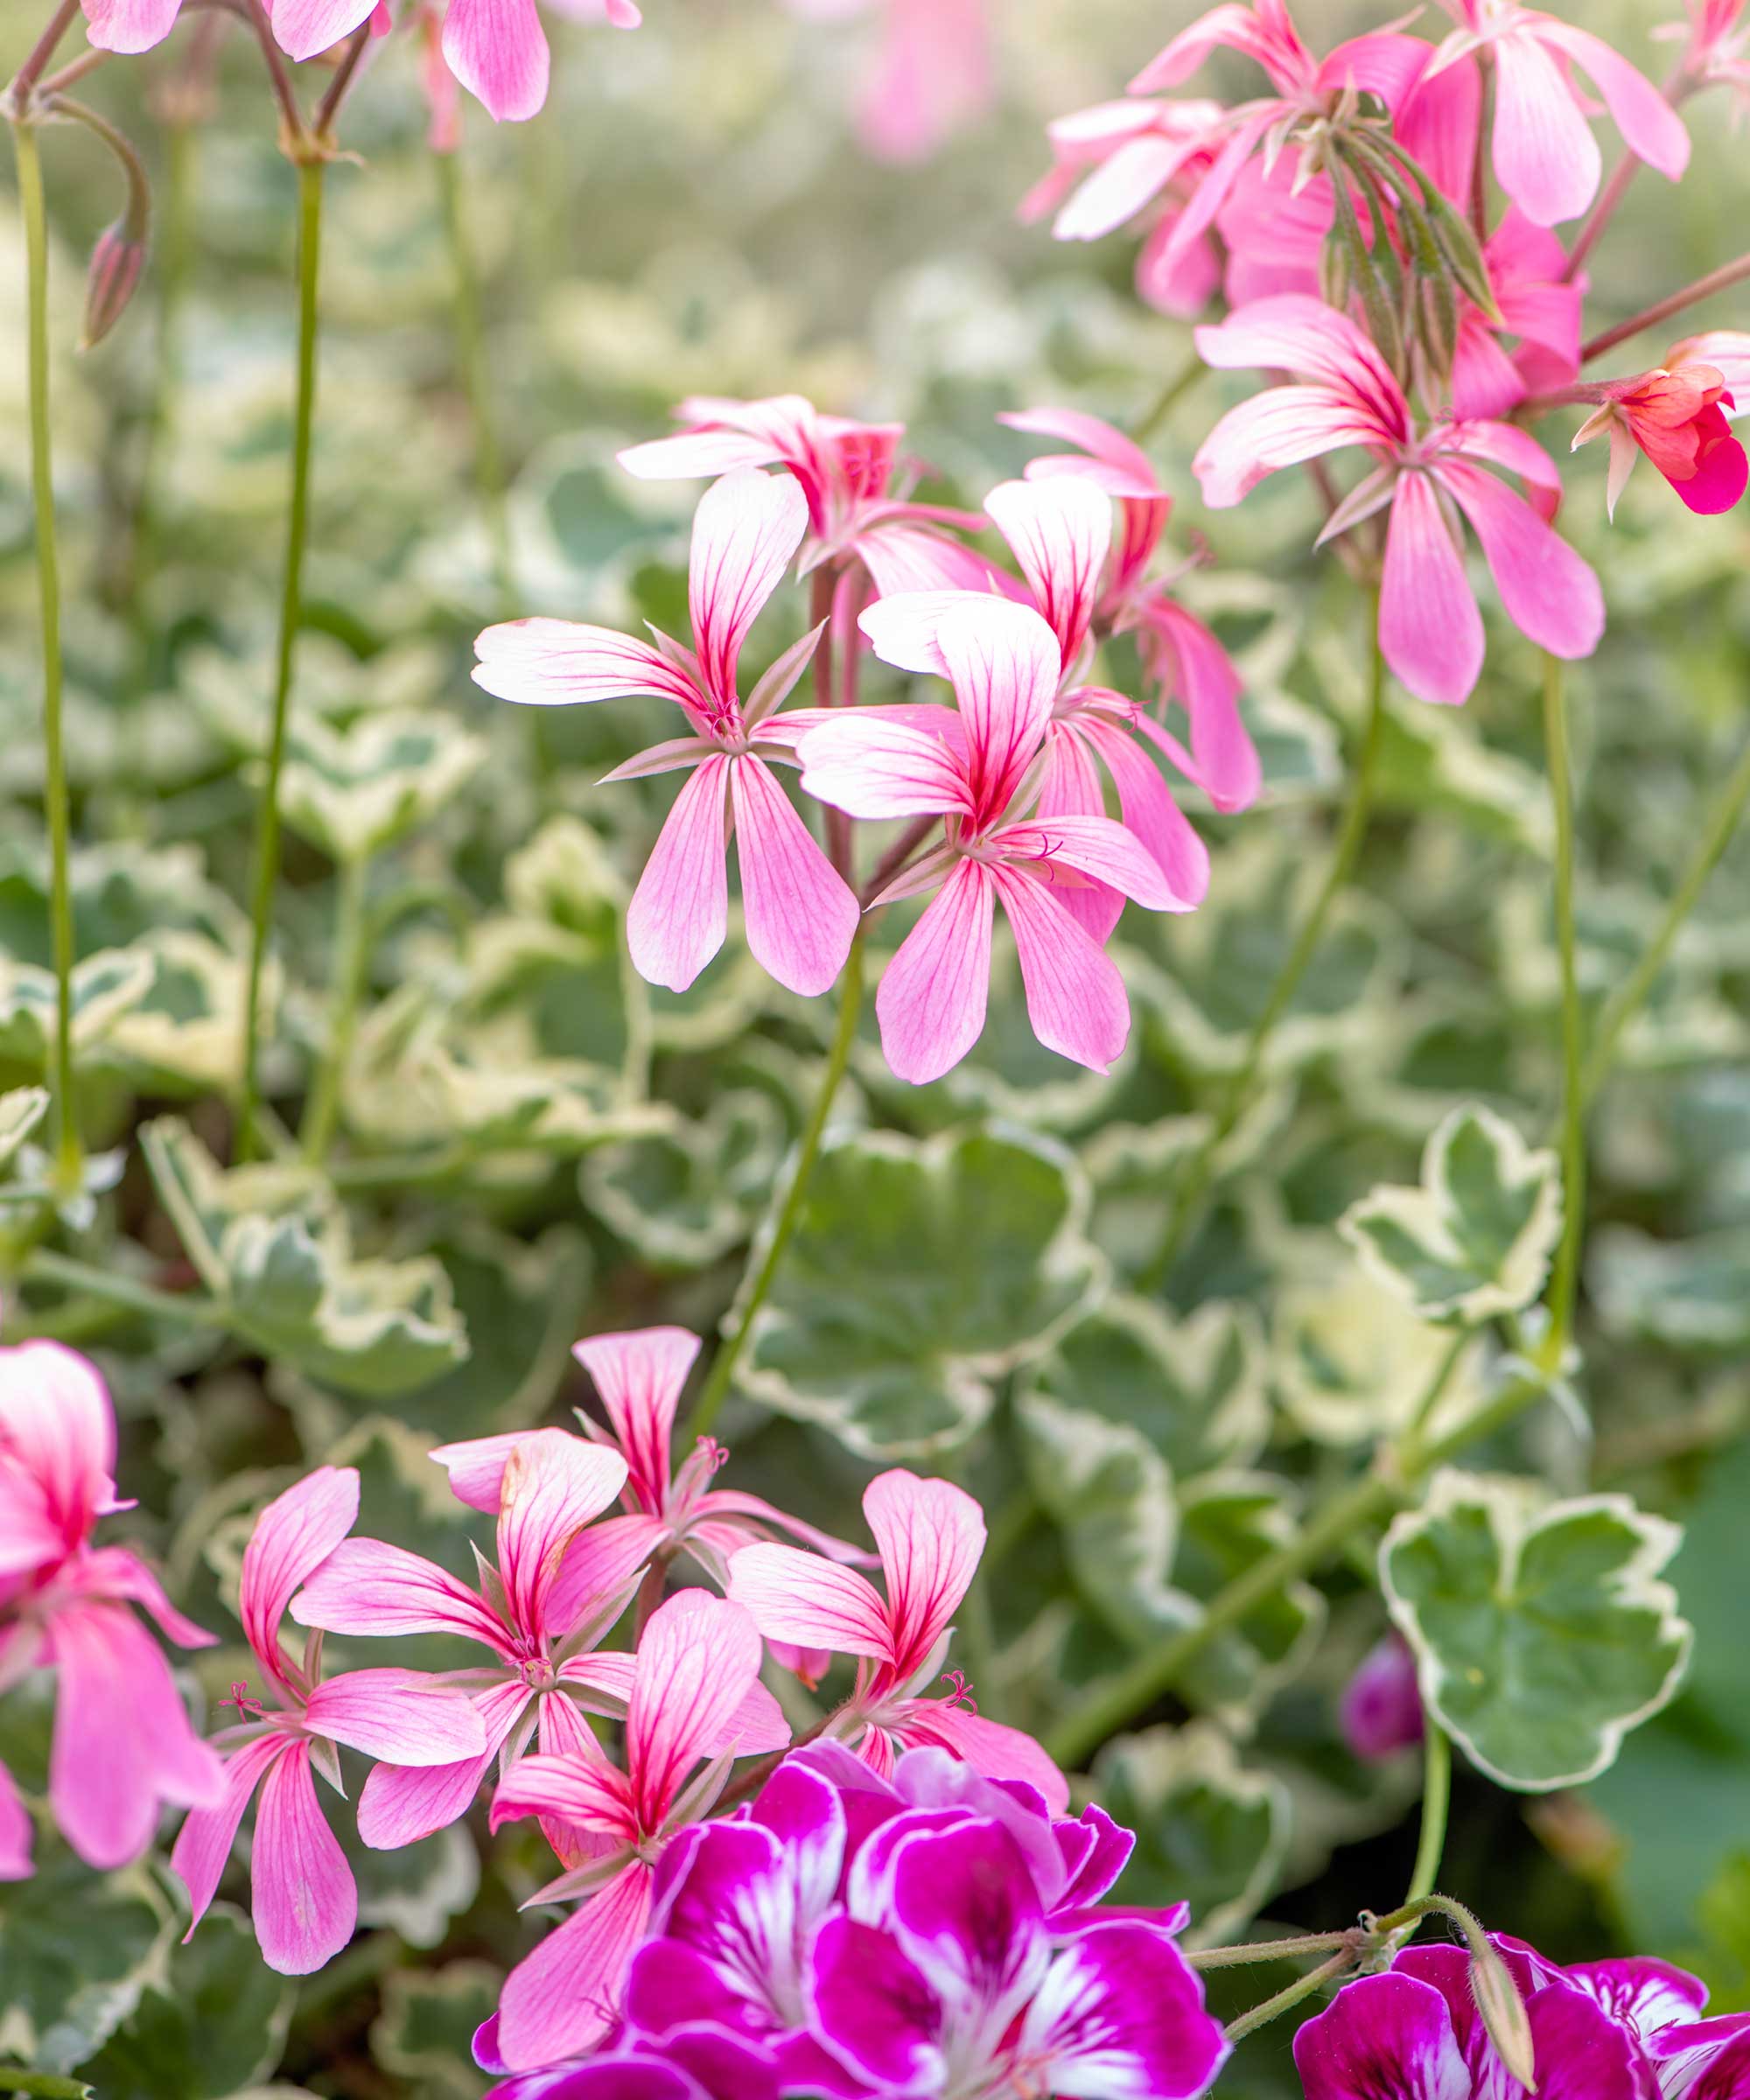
0 1844 170 2075
741 1125 1107 1459
1382 1472 1693 1789
582 1094 790 1269
1340 1105 1562 1324
278 710 486 862
370 1963 501 2100
0 949 155 1066
1589 1225 1750 1354
0 1088 48 1172
1274 1267 1486 1447
1172 1473 1326 1722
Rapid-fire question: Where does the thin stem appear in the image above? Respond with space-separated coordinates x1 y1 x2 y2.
300 854 372 1163
1468 48 1493 242
1405 1723 1452 1908
36 46 109 94
632 1557 670 1642
686 930 865 1440
1583 248 1750 364
5 0 81 106
1188 1933 1354 1972
12 117 80 1192
811 565 851 878
1397 1329 1474 1464
18 1249 228 1329
1133 351 1203 445
1540 654 1586 1364
311 22 370 140
435 141 514 611
1225 1951 1355 2044
242 0 304 149
1583 732 1750 1102
1138 607 1388 1293
860 814 936 906
238 157 326 1160
1564 61 1687 282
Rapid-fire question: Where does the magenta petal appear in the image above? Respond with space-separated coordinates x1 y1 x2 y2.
688 469 810 713
1380 472 1484 708
895 1703 1070 1816
809 1915 943 2093
1490 31 1600 227
1668 427 1749 514
241 1465 359 1689
627 757 732 994
1296 1972 1471 2100
0 1340 119 1571
441 0 550 121
356 1678 528 1848
727 1545 893 1661
252 1740 357 1975
303 1668 487 1768
875 858 995 1084
497 1437 630 1641
1023 1922 1228 2100
731 756 859 998
627 1592 766 1826
290 1536 508 1650
1438 460 1605 664
79 0 182 53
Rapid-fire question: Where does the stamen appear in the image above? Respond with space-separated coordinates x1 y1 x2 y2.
219 1680 267 1720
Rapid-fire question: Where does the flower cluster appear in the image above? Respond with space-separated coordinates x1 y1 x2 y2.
475 396 1252 1082
477 1739 1232 2100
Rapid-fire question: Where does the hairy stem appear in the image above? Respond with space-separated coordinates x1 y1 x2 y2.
12 117 81 1191
1138 610 1387 1293
1225 1951 1355 2043
1405 1722 1452 1908
1188 1933 1355 1972
686 930 865 1439
238 158 325 1160
300 853 372 1163
1583 248 1750 364
1540 654 1586 1364
436 141 514 611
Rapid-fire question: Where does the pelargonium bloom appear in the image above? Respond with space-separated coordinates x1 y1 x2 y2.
287 1431 668 1852
171 1468 486 1974
1573 346 1750 517
1429 1 1690 226
474 467 859 998
1656 1 1750 113
783 0 992 164
729 1468 1069 1810
1193 295 1605 706
1339 1631 1424 1763
799 595 1183 1081
0 1341 223 1873
486 1591 790 2069
617 396 988 597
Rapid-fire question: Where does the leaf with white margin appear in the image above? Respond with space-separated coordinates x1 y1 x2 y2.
279 710 488 863
1172 1473 1326 1723
1340 1105 1562 1324
1589 1224 1750 1354
0 948 155 1062
0 1086 49 1170
582 1093 790 1269
1094 1720 1292 1948
103 930 262 1096
353 1824 480 1950
0 1844 171 2075
1382 1472 1692 1789
741 1124 1107 1460
371 1963 503 2100
1275 1266 1486 1447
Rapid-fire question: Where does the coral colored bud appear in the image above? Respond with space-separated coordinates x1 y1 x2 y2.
1340 1632 1424 1763
81 220 146 350
1470 1939 1538 2092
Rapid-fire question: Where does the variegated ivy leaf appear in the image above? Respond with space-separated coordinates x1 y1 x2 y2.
741 1125 1106 1460
1093 1722 1292 1949
1081 1117 1210 1278
1020 1297 1268 1479
354 1823 480 1950
582 1094 790 1269
278 710 487 863
141 1118 468 1397
1172 1473 1326 1724
1340 1105 1562 1325
0 1842 172 2075
0 947 154 1064
371 1964 503 2100
103 930 258 1095
1589 1224 1750 1354
0 1085 49 1170
1381 1472 1692 1789
1275 1266 1486 1447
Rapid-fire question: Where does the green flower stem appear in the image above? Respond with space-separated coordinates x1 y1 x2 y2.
1139 613 1388 1294
17 1248 227 1330
1224 1950 1355 2044
11 117 80 1194
1540 654 1586 1365
1132 351 1204 444
239 156 326 1162
686 928 865 1441
1187 1933 1355 1972
1582 731 1750 1104
1405 1720 1452 1907
300 852 372 1164
436 141 514 612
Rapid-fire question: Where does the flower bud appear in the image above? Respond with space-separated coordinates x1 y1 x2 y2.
81 219 146 350
1340 1633 1424 1764
1470 1937 1537 2092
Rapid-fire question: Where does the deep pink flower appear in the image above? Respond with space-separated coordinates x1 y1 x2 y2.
1430 2 1690 226
0 1759 29 1880
1340 1632 1424 1763
782 0 991 163
1193 295 1605 705
286 1432 676 1853
798 595 1182 1081
486 1591 789 2069
1573 348 1749 517
728 1468 1069 1811
171 1467 486 1973
1450 210 1586 420
998 406 1261 813
0 1341 223 1872
617 396 988 598
474 468 859 998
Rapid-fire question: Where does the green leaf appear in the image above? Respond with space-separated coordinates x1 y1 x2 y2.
0 948 155 1066
741 1124 1106 1460
1094 1722 1292 1949
140 1118 469 1396
0 2074 94 2097
1340 1104 1561 1324
1590 1225 1750 1353
1172 1473 1326 1721
278 710 486 862
0 1088 48 1171
102 932 256 1096
1382 1473 1692 1789
370 1964 501 2100
77 1904 293 2100
582 1094 789 1268
0 1847 170 2075
1274 1267 1486 1447
353 1824 480 1949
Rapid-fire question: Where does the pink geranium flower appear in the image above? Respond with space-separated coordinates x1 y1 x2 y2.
728 1468 1069 1812
617 395 988 598
798 594 1182 1082
486 1590 789 2069
474 467 859 998
1430 2 1690 226
1449 209 1586 419
1001 406 1261 812
171 1468 486 1974
285 1431 671 1852
1656 1 1750 113
1573 343 1750 516
0 1341 223 1873
1193 295 1605 706
782 0 992 163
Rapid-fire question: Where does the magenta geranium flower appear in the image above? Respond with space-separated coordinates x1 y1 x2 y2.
1430 2 1690 227
485 1590 790 2069
798 595 1180 1081
1572 343 1750 516
286 1430 663 1852
1193 294 1606 706
0 1341 223 1874
728 1468 1068 1809
171 1467 486 1973
474 467 858 998
1339 1631 1424 1764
